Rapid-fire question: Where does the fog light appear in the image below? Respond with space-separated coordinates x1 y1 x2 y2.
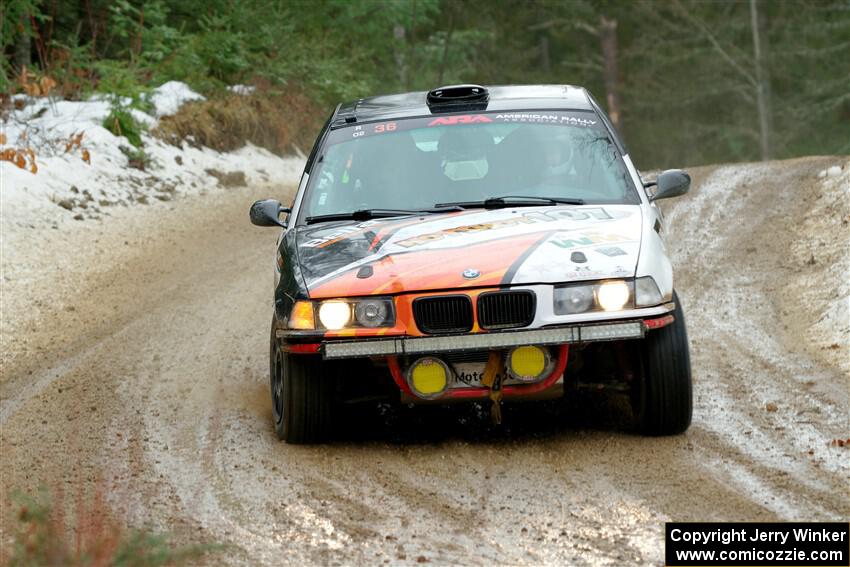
596 280 630 311
507 345 551 382
407 357 450 399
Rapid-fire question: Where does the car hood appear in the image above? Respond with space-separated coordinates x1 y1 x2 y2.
296 205 643 298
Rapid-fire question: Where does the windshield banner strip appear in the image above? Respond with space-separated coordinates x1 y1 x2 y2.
329 110 603 144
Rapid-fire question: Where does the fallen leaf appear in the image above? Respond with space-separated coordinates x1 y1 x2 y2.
765 402 778 412
81 149 91 164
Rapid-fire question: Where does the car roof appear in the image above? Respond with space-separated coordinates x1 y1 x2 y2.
333 84 595 127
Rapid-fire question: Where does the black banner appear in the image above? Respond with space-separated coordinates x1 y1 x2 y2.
666 522 849 566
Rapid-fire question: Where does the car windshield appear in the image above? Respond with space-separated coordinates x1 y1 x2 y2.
300 110 639 221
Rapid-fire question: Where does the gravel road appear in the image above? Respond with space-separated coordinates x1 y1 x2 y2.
1 156 847 565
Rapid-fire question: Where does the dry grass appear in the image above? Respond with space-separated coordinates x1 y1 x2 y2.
153 85 322 156
3 484 217 566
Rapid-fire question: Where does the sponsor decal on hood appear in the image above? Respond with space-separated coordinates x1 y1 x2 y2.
297 206 642 298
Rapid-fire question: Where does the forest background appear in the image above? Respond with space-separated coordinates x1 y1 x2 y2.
2 0 848 168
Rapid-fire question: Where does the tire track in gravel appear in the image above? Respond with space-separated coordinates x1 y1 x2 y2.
661 156 848 519
2 158 847 565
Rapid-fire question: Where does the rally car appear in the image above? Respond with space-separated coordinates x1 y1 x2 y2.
250 84 692 443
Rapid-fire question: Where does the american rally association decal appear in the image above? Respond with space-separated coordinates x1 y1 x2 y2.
426 113 597 128
428 115 493 126
343 111 605 141
494 113 598 127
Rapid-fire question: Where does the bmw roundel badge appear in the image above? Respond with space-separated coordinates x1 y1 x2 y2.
462 268 480 279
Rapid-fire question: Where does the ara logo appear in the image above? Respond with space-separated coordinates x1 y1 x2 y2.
462 268 480 279
428 115 493 127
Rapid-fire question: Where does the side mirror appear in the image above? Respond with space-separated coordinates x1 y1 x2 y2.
647 169 691 201
249 199 290 228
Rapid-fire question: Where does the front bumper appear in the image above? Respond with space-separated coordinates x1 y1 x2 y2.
319 314 671 360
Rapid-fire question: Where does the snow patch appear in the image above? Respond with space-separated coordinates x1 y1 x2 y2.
150 80 205 117
228 84 256 96
1 82 304 230
804 161 850 370
817 164 845 178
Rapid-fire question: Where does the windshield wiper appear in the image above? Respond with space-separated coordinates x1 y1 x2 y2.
305 206 463 225
435 195 585 209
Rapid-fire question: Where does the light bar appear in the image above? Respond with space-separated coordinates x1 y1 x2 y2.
413 327 579 353
578 322 644 341
322 321 644 359
323 338 400 358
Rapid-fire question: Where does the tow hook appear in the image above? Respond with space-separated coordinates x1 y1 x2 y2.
480 350 505 425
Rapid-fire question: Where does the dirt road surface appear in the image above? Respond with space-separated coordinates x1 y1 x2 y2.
2 156 848 565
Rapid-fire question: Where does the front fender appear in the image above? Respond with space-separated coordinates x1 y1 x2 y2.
636 206 673 300
274 229 310 324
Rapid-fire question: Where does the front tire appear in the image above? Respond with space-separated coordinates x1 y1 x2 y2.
632 291 693 435
270 323 335 444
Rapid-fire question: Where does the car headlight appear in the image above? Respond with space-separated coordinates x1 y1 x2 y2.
310 297 395 330
634 276 663 307
354 298 394 327
554 280 635 314
318 301 352 330
553 285 595 314
597 280 630 311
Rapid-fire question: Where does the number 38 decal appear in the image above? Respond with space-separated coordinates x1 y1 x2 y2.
374 122 396 133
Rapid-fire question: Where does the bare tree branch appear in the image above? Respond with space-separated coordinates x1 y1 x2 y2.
671 0 758 88
528 18 599 37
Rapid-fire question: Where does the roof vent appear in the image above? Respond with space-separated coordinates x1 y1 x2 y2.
426 84 489 113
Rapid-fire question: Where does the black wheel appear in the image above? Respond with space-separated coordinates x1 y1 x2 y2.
632 291 693 435
269 319 335 444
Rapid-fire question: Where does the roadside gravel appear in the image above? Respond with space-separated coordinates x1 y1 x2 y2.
1 156 847 565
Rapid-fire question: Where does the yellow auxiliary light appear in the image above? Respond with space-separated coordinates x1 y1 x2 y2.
407 357 450 399
507 345 550 382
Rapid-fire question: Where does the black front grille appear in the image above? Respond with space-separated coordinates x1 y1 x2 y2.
443 351 491 364
413 295 473 334
477 290 536 329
